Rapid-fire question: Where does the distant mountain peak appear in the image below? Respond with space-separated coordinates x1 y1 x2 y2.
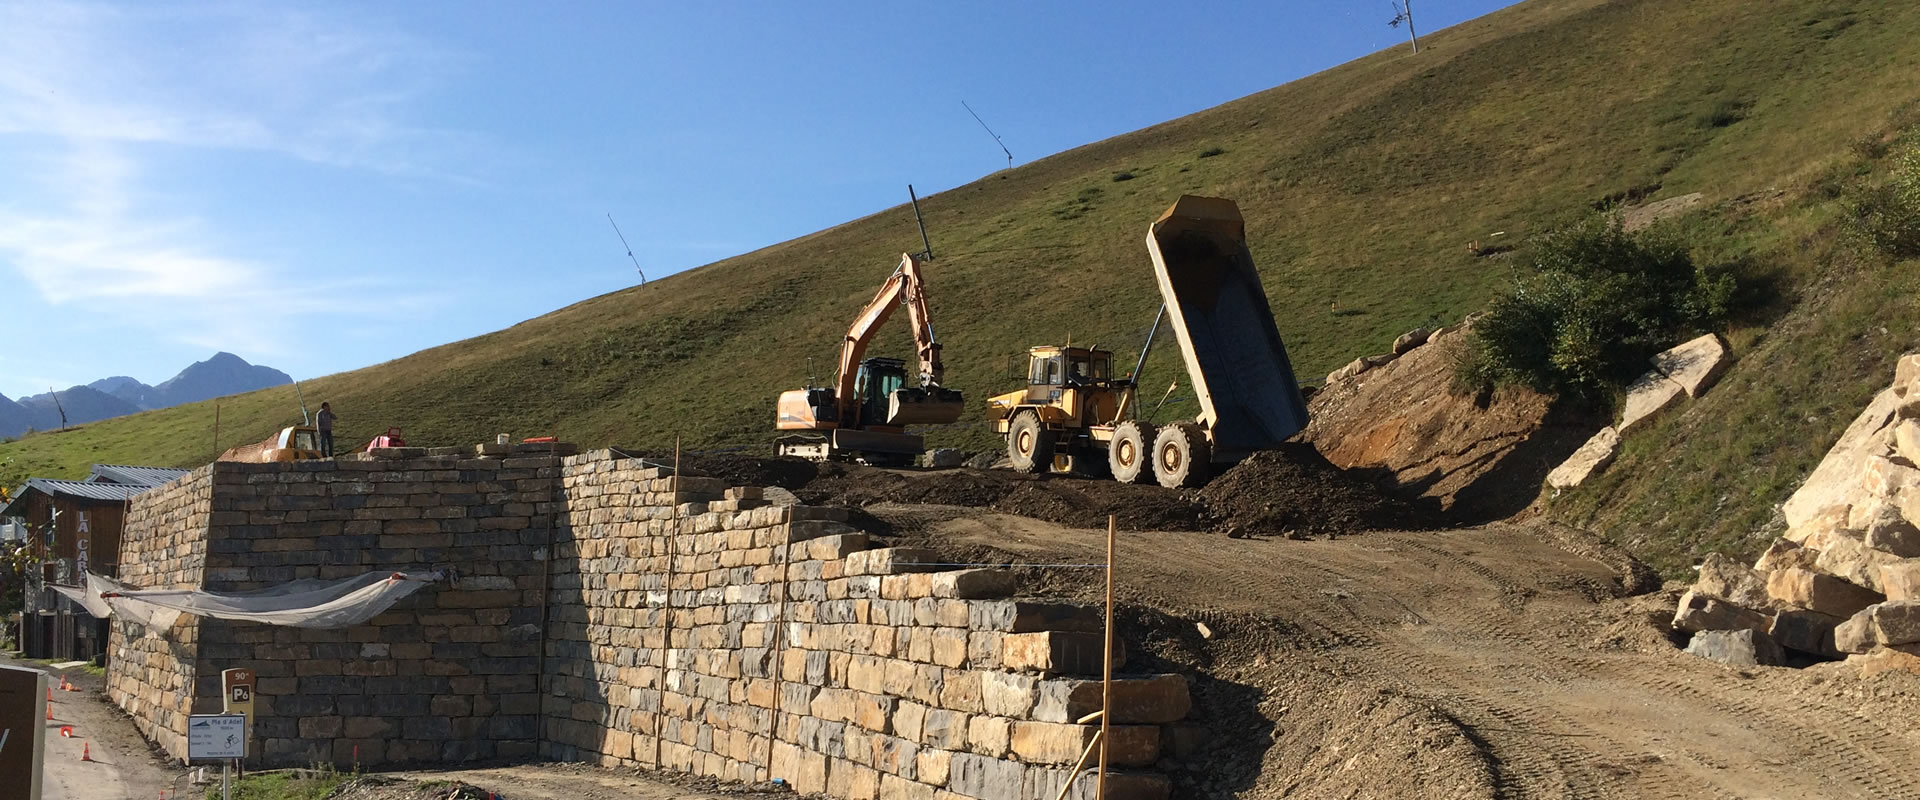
0 353 294 437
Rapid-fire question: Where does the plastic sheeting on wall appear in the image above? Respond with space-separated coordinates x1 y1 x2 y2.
53 570 442 630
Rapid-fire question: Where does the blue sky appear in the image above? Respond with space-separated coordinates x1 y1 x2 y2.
0 0 1517 399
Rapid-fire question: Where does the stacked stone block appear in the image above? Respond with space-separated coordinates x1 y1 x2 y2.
546 452 1188 800
107 446 1194 797
108 465 216 757
1675 353 1920 666
108 448 563 766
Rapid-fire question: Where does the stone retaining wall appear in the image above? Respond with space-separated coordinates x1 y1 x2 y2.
546 453 1184 800
108 450 561 765
108 448 1188 799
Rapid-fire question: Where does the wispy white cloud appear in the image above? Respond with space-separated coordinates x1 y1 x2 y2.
0 1 478 376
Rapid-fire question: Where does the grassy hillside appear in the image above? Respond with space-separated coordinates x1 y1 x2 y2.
6 0 1919 576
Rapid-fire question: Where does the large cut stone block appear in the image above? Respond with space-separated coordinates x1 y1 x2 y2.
1671 590 1768 634
1859 499 1920 557
1836 609 1876 654
1684 628 1785 667
1619 370 1686 433
969 601 1101 633
1769 608 1844 658
1815 530 1901 592
1651 333 1730 398
1023 770 1173 800
1030 674 1191 724
929 569 1016 600
1001 632 1124 675
1868 600 1920 646
1008 721 1159 766
1766 567 1882 619
1546 427 1619 490
946 752 1025 800
1783 384 1904 532
1694 553 1771 609
1753 537 1820 573
1880 559 1920 602
845 548 944 576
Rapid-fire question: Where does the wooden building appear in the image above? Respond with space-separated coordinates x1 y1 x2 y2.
2 465 187 661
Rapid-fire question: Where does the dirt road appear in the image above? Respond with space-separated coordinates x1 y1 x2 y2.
902 510 1920 800
1 657 190 800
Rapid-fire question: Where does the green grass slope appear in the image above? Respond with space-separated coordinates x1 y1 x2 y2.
6 0 1919 579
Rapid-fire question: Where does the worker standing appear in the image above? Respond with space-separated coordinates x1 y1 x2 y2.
316 402 336 457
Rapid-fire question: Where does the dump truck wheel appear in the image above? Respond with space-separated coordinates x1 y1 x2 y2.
1153 422 1212 488
1007 412 1054 474
1109 421 1155 484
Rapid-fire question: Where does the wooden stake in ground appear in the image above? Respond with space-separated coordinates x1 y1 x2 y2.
653 436 681 771
1100 514 1115 799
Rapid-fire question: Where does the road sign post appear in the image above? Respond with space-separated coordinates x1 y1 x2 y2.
1 665 49 799
189 714 247 800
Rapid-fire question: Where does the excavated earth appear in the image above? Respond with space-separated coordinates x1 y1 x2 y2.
616 419 1920 798
674 443 1419 537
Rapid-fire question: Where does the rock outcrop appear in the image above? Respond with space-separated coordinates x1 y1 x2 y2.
1671 353 1920 672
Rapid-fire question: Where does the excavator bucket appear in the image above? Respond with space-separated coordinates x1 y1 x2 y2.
1144 195 1309 456
886 386 965 426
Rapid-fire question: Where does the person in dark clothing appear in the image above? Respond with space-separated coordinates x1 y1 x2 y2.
316 402 336 457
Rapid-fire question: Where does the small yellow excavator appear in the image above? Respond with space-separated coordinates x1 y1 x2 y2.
775 253 965 465
217 425 325 463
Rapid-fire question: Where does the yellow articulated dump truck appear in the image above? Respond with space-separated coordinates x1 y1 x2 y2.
218 426 325 463
987 196 1310 488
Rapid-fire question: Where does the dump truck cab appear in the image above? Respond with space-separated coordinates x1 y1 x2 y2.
987 346 1130 475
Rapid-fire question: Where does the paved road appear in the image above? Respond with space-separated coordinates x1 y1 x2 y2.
2 657 188 800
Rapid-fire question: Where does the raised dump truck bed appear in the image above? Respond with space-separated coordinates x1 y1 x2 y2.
1144 195 1309 458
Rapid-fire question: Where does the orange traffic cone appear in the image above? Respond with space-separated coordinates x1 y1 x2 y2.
47 700 53 720
81 742 93 762
59 725 73 738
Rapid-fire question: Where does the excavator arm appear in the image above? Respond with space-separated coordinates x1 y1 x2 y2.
774 252 964 457
835 253 946 408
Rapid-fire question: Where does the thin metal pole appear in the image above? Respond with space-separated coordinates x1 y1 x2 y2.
213 401 221 456
767 505 793 780
1099 514 1115 800
909 185 934 261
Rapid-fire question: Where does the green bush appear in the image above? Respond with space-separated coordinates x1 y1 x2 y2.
1846 143 1920 258
1458 215 1734 401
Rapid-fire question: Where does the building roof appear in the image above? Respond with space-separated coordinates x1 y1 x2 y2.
1 477 154 518
87 464 190 488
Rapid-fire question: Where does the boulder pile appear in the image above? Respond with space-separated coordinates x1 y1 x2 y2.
1672 353 1920 668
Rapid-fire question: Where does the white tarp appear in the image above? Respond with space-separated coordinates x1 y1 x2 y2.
54 570 442 630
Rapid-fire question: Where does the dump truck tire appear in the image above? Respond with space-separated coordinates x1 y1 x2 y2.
1007 412 1054 474
1109 421 1155 484
1153 422 1212 488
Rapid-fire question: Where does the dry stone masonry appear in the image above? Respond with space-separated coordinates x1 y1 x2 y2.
545 454 1185 800
1672 353 1920 669
107 446 1190 800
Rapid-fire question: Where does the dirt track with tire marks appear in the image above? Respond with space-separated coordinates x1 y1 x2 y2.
916 514 1920 800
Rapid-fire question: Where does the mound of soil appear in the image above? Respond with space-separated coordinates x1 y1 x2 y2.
1199 443 1415 535
651 443 1416 537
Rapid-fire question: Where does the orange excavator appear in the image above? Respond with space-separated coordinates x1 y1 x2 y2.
775 253 964 465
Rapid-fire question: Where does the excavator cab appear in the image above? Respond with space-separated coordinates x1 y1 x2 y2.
854 358 909 427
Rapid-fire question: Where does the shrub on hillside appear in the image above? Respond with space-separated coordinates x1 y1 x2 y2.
1456 215 1734 402
1846 143 1920 259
